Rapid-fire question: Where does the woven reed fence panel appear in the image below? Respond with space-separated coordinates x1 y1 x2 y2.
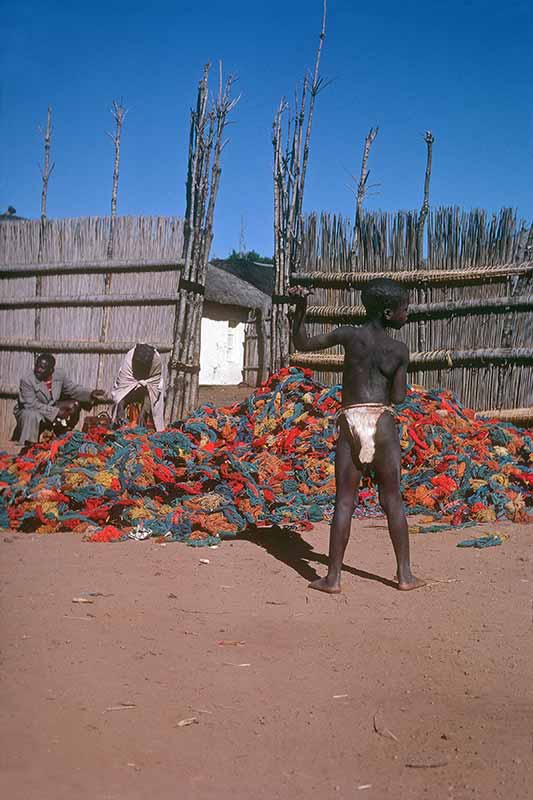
0 216 184 440
243 311 260 386
242 309 272 387
293 207 533 410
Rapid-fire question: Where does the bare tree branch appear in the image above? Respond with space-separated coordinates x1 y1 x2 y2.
167 63 240 420
415 130 435 356
351 126 379 259
271 0 328 372
39 106 53 222
106 98 128 260
417 130 435 264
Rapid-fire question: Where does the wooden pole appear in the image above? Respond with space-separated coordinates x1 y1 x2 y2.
289 261 533 289
271 0 328 374
39 106 54 224
106 99 127 260
97 99 127 388
36 106 55 340
417 131 434 264
352 127 379 262
416 131 435 377
166 64 239 422
0 338 172 354
290 347 533 371
1 257 184 277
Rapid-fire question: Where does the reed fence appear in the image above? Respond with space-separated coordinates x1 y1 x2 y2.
287 207 533 411
0 215 185 440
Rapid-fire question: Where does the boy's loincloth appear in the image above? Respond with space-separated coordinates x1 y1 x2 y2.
339 403 393 465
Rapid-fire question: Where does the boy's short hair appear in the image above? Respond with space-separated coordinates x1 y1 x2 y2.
361 278 408 316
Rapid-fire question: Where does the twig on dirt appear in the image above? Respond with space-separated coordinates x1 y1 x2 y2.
373 709 399 742
405 758 449 769
176 717 199 727
178 608 228 614
218 640 245 646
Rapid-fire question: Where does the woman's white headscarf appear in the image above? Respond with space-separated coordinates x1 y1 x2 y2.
111 345 165 432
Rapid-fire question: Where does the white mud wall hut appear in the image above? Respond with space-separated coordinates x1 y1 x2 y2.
200 262 272 386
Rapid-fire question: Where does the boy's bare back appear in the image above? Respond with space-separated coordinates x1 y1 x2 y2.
328 324 409 407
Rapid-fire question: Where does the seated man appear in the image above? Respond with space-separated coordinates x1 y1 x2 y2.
13 353 105 446
111 343 165 431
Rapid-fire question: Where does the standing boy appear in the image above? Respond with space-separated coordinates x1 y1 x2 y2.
289 278 425 593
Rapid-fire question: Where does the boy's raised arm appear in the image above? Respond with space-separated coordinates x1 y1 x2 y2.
390 344 409 404
289 288 348 352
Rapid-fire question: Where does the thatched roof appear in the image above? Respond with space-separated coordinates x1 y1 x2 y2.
205 263 271 310
210 258 274 296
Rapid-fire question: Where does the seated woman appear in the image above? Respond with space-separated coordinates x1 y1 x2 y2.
111 343 165 431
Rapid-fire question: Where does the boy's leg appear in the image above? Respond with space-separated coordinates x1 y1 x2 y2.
373 415 425 591
309 420 362 593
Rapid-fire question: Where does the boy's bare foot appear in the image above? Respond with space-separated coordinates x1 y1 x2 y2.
308 576 341 594
397 575 426 591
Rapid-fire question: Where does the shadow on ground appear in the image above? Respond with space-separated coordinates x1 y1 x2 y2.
235 526 396 589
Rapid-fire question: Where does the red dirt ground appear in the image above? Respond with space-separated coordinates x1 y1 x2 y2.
1 517 532 800
1 386 532 799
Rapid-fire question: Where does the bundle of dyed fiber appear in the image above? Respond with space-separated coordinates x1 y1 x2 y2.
0 368 531 544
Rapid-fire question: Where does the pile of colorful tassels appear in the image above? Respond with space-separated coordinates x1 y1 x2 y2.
0 368 531 544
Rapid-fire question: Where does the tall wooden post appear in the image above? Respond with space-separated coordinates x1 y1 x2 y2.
271 0 327 374
166 63 239 421
351 126 379 262
96 99 127 387
36 106 55 340
416 131 435 369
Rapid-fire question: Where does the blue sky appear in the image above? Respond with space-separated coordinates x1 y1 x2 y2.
2 0 532 258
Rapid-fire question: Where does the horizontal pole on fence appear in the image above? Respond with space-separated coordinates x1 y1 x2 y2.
0 338 173 354
290 261 533 289
0 293 181 310
3 293 530 316
305 294 533 323
291 348 533 372
0 258 185 278
0 384 113 402
478 407 533 425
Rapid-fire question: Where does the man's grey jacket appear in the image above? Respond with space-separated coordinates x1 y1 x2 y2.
14 368 92 443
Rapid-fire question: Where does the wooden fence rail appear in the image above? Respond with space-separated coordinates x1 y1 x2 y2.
304 295 533 323
290 262 533 289
291 348 533 371
0 338 173 354
287 208 533 411
0 258 184 277
1 294 181 310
